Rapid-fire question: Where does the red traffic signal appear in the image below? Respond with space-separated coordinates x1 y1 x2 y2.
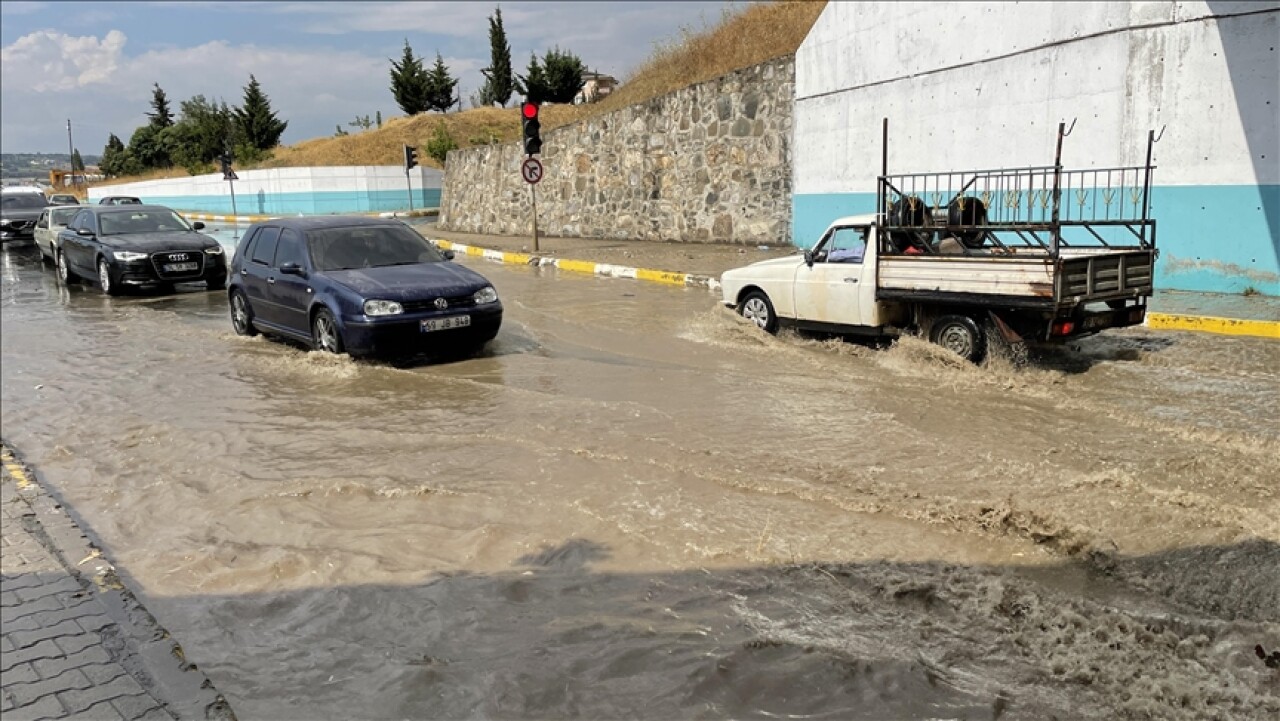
521 101 539 119
521 100 542 155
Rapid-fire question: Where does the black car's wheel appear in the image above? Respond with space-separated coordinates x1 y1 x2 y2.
311 308 345 354
738 290 778 334
56 251 77 284
930 314 986 363
97 258 121 296
229 289 258 337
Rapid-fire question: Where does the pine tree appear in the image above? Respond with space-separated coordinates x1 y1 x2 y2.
542 47 587 104
424 53 459 112
479 6 514 107
71 149 84 172
389 40 428 115
147 83 174 128
515 54 550 105
234 74 288 151
99 134 126 177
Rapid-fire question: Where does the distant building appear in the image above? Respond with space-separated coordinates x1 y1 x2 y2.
574 70 618 105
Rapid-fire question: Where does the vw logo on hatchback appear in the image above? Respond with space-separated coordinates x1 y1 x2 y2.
434 298 448 310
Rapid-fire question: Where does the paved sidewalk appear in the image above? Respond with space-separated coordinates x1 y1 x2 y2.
0 446 234 721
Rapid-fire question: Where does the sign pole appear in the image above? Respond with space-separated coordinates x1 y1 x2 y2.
229 177 238 219
406 166 414 213
530 181 539 252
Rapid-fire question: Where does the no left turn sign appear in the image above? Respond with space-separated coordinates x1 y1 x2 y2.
521 157 543 185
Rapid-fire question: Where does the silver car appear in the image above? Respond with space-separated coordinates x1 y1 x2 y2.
34 205 81 264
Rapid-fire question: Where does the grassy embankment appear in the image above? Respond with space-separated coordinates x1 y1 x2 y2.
96 0 824 186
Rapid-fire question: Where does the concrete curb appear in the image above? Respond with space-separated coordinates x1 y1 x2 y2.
428 238 723 292
1146 312 1280 339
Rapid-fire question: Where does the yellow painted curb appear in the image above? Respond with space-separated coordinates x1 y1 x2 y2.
636 268 688 286
1147 312 1280 339
1 447 33 490
556 259 599 275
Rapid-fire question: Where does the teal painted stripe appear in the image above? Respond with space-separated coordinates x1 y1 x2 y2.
792 185 1280 295
127 188 441 216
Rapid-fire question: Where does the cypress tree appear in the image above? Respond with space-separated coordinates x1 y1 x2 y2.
424 53 459 112
389 40 428 115
515 54 550 105
479 6 514 107
71 149 84 172
234 74 288 150
147 83 174 128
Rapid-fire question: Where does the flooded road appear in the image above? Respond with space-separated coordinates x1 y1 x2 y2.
1 239 1278 720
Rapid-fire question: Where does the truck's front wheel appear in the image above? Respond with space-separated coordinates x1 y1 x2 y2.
930 315 985 363
739 291 778 334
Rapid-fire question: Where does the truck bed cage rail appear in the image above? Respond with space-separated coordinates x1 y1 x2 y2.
875 119 1159 259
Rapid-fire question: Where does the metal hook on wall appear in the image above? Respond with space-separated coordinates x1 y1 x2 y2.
1153 125 1167 143
1062 118 1077 137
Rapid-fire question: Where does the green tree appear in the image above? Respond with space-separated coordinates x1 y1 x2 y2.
147 83 174 129
234 74 288 151
127 125 167 170
163 95 235 174
425 121 457 164
479 6 514 107
542 47 586 104
99 134 124 177
514 53 550 104
335 125 348 137
424 53 459 112
389 39 428 115
348 114 373 131
376 110 382 129
71 149 84 172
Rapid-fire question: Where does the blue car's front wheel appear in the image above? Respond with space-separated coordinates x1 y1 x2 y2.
311 308 345 354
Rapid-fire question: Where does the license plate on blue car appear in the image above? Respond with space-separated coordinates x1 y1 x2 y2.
421 315 471 332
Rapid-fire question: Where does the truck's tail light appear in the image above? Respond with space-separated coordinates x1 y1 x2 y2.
1051 320 1076 336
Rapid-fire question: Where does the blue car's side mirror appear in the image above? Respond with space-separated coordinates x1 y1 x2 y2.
192 221 206 230
442 249 455 261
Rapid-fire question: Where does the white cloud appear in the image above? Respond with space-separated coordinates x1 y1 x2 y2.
1 29 127 91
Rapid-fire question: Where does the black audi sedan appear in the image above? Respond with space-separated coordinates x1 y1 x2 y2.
55 205 227 294
227 216 502 357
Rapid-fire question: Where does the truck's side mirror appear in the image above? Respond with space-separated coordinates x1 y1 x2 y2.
803 249 814 268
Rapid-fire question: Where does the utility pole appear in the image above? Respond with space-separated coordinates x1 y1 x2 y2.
66 119 76 191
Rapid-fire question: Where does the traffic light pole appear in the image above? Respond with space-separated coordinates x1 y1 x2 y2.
530 182 539 252
405 166 414 213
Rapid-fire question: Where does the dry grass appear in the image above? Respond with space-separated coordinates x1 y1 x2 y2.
96 0 825 186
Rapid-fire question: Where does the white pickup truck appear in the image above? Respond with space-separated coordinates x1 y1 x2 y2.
720 122 1159 362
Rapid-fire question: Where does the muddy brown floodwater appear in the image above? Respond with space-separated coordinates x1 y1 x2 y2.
1 242 1278 720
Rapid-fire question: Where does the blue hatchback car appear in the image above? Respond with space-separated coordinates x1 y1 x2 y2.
227 217 502 357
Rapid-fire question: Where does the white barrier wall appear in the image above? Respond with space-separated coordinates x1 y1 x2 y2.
794 1 1280 294
88 166 444 216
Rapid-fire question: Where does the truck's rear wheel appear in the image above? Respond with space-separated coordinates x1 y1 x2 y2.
930 315 985 363
739 291 778 334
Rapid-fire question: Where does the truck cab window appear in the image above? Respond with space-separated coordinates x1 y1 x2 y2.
825 227 868 263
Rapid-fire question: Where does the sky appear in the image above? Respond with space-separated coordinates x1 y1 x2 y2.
0 0 739 154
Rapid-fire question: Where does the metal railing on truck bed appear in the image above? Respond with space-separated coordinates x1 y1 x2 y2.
874 119 1160 307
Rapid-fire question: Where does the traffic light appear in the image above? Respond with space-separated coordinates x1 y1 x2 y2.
404 144 418 171
219 153 235 180
521 101 542 156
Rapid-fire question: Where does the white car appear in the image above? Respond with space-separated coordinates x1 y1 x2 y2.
34 205 81 264
721 214 889 337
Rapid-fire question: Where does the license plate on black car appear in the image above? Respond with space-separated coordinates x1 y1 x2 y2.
163 262 198 272
421 315 471 332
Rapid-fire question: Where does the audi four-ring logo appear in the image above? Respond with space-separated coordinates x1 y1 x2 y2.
433 298 448 310
168 253 189 261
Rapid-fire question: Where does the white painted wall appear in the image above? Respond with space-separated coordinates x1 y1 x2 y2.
88 166 443 201
795 0 1279 192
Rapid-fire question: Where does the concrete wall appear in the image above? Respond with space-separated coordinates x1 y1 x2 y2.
794 1 1280 294
439 57 794 244
88 166 443 216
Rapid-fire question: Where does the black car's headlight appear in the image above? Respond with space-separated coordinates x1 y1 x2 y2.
473 286 498 304
204 245 224 255
113 251 149 262
364 299 404 316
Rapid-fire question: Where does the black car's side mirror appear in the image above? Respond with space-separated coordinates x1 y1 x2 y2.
442 249 455 261
279 262 306 277
192 221 205 230
76 228 95 237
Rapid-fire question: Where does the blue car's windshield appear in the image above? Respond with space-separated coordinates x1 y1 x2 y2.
307 224 444 271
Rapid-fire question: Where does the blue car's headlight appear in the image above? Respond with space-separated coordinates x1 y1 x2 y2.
363 299 404 316
473 286 498 304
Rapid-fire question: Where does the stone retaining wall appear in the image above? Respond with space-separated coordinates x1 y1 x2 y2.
439 56 793 245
